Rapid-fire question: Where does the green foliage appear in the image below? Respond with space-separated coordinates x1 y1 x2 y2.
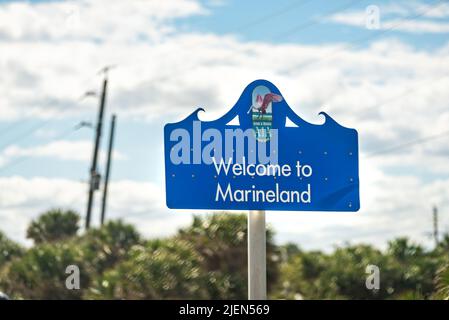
1 209 448 300
386 238 442 299
178 214 280 299
276 238 446 300
79 220 141 274
88 239 210 299
0 231 24 267
0 220 141 299
435 263 449 299
26 209 80 244
0 242 86 299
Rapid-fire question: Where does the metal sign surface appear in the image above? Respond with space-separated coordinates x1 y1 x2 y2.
164 80 359 211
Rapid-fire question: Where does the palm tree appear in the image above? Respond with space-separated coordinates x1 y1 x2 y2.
26 209 80 244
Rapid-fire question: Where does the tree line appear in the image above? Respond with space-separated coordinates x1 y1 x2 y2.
0 209 448 299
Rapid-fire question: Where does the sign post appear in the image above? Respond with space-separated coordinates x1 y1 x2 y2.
248 210 266 300
164 79 360 300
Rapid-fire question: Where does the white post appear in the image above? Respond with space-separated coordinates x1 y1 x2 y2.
248 210 266 300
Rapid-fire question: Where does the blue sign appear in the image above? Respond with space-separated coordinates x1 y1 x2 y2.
164 80 359 211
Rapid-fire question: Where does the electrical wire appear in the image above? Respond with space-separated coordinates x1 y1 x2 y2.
139 0 366 86
231 0 314 33
366 129 449 157
294 0 444 73
0 119 53 150
272 0 363 40
0 126 80 173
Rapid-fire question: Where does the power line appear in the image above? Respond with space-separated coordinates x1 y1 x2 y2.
175 0 312 34
131 0 364 87
366 129 449 157
346 0 444 48
361 76 448 114
320 74 448 117
293 0 444 73
272 0 363 40
0 119 52 150
0 121 28 138
137 0 443 96
111 0 316 85
365 75 448 111
231 0 313 33
0 126 78 173
0 66 109 152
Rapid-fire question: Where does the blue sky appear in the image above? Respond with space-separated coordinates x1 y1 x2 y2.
0 0 448 250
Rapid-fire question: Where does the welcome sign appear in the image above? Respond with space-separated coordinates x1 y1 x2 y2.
164 80 359 211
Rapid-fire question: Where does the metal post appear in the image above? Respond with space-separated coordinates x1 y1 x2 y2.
248 210 267 300
100 114 116 226
85 77 108 229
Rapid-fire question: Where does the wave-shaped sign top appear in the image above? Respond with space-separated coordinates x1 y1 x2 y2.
164 80 360 211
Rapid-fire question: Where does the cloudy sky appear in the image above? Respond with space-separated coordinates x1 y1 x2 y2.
0 0 448 250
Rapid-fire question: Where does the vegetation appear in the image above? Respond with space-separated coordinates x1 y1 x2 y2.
0 231 24 266
26 209 80 244
0 209 448 300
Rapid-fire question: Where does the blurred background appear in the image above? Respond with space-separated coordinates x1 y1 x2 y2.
0 0 448 299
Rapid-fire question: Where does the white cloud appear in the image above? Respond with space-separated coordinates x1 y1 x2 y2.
326 1 449 34
0 0 449 250
0 176 191 245
1 161 449 250
0 0 207 42
383 2 449 19
1 0 448 144
0 176 86 244
268 158 449 251
382 19 449 33
0 140 125 167
0 0 209 120
328 10 449 33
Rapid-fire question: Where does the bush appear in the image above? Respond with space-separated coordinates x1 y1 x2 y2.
0 231 24 267
88 239 209 299
79 220 141 275
178 214 280 299
0 242 86 299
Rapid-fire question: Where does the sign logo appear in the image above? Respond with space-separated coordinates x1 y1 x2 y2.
247 85 283 142
164 80 360 212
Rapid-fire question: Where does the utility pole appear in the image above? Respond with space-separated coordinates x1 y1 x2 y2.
100 114 116 226
433 205 439 248
85 72 108 230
